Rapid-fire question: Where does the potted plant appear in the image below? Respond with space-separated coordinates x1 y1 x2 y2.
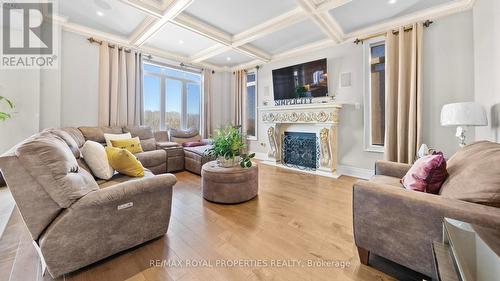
207 125 255 168
0 96 14 121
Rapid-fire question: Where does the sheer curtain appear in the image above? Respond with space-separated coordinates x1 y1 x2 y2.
201 69 213 138
98 42 143 127
232 69 246 129
384 23 423 164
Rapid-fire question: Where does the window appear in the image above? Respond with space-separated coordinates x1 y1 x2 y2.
363 37 386 152
143 62 201 132
246 70 257 140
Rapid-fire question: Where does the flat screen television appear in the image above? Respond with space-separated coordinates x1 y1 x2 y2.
272 58 328 100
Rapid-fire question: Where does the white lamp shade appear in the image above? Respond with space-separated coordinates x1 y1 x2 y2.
440 102 488 126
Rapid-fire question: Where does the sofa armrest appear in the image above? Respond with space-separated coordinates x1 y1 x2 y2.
374 160 411 178
39 174 177 277
353 180 500 277
73 174 177 208
154 131 169 142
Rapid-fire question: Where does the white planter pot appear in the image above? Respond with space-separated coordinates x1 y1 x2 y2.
217 156 241 168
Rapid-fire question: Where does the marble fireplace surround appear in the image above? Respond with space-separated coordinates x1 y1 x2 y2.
258 103 342 178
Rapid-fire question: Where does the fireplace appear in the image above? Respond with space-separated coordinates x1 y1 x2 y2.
282 132 319 170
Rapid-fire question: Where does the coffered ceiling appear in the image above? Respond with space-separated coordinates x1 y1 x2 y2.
55 0 475 70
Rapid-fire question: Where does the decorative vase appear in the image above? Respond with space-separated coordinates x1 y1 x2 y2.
217 156 241 168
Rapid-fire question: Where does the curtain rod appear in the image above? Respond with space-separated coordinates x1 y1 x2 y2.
87 37 153 59
87 37 215 73
353 20 433 44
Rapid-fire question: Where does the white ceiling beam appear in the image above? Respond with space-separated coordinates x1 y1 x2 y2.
237 44 271 62
232 7 308 46
315 0 352 12
190 44 231 63
129 0 193 46
295 0 345 42
117 0 163 18
172 13 232 45
141 45 225 72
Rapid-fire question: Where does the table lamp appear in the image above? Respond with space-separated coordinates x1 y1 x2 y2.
440 102 488 147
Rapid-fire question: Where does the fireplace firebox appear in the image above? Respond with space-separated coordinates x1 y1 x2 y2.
282 132 319 170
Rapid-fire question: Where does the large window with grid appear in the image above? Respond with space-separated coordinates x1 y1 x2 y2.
143 62 201 132
363 37 386 152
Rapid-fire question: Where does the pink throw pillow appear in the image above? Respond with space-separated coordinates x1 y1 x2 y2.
182 141 204 147
401 152 448 194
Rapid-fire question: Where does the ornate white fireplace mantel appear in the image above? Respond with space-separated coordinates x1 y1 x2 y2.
258 102 342 178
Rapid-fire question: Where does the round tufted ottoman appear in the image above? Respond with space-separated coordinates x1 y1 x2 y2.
201 161 258 204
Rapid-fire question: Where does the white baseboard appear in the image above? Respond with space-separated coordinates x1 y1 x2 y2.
336 165 374 180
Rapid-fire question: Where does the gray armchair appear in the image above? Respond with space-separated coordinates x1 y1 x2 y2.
353 142 500 278
0 131 176 278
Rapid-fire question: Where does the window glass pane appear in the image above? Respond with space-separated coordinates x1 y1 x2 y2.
370 42 385 146
166 79 182 130
144 63 162 74
247 73 256 83
246 85 256 137
143 75 161 131
187 83 201 131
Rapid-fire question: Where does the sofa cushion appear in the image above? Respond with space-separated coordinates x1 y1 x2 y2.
370 175 403 188
110 137 143 154
402 152 448 194
61 127 86 148
123 125 156 151
104 132 132 147
15 134 98 208
169 128 201 144
96 169 154 189
135 150 166 168
81 141 114 180
440 141 500 207
182 141 204 147
44 128 81 159
106 147 144 177
183 145 211 158
79 126 123 144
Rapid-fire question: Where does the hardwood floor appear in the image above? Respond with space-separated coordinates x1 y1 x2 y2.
0 164 398 281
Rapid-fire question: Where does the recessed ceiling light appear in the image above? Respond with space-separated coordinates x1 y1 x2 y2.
226 57 231 61
96 11 105 16
178 40 184 44
388 0 397 4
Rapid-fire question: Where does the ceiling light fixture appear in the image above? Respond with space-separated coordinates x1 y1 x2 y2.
388 0 397 4
178 40 184 44
96 11 105 17
226 57 231 61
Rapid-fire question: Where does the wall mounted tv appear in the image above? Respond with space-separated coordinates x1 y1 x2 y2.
272 58 328 100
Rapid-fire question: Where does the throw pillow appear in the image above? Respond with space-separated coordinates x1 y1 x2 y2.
81 141 115 180
104 132 132 147
110 137 143 154
182 141 204 147
401 152 448 194
105 147 144 177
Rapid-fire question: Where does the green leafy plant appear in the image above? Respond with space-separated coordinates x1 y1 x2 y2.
295 86 307 98
207 125 255 168
0 96 14 121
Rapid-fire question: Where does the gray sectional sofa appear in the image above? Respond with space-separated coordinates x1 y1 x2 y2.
0 127 177 278
0 125 214 277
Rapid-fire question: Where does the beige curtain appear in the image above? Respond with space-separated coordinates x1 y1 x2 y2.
384 23 423 164
232 69 246 129
98 42 143 127
201 69 213 138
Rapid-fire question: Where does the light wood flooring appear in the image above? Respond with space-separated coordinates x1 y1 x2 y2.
1 164 405 281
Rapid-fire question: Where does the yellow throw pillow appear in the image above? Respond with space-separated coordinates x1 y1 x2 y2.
110 137 143 154
105 147 144 177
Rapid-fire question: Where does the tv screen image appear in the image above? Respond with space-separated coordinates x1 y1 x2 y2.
272 58 328 100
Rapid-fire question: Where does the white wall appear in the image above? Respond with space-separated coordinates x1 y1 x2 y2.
250 11 475 170
473 0 500 142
